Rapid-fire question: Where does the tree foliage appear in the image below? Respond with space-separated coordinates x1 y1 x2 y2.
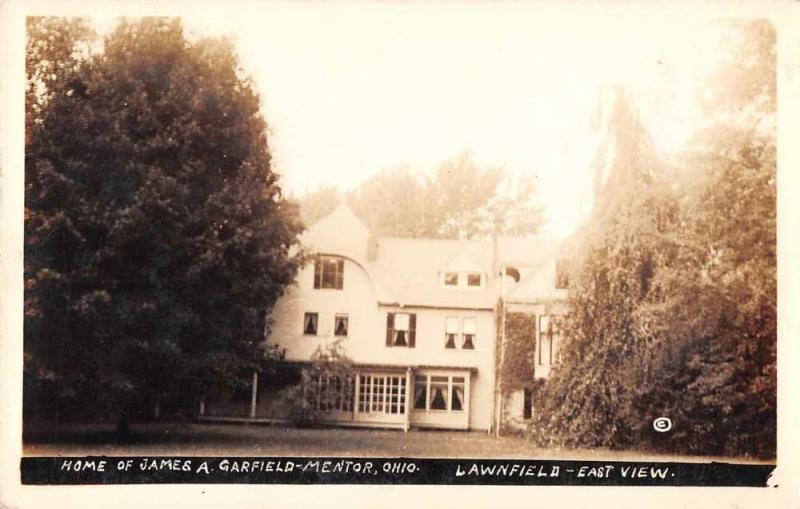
346 153 544 239
499 312 537 396
293 184 341 228
531 20 776 458
24 18 303 423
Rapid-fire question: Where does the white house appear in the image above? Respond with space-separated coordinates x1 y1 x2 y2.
200 204 567 432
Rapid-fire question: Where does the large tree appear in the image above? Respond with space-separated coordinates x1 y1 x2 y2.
24 18 303 427
346 153 544 239
531 20 776 458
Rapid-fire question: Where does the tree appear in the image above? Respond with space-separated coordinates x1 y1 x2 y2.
631 19 777 456
294 184 340 228
348 153 544 239
529 87 673 451
26 17 95 145
24 18 304 431
348 167 433 237
531 21 776 458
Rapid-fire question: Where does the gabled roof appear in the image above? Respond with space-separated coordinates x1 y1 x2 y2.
366 236 562 309
302 203 371 262
303 204 566 309
441 249 484 273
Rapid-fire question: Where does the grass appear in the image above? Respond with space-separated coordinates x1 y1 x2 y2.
22 421 772 464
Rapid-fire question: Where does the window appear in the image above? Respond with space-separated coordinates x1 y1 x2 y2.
444 273 459 286
358 374 407 414
444 317 476 350
313 256 344 290
462 318 476 349
445 317 459 349
413 376 427 410
335 314 348 337
451 377 465 411
306 373 354 413
429 376 449 410
413 374 466 412
386 312 416 348
442 272 485 288
303 312 318 335
523 388 533 419
537 315 561 366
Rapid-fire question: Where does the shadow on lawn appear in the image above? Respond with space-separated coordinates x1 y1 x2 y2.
23 421 248 446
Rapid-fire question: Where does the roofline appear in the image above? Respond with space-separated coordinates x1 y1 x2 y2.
377 302 494 312
281 360 478 374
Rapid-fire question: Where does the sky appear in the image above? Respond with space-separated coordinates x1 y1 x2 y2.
93 3 720 236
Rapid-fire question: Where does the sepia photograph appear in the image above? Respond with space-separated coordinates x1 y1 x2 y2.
3 0 799 505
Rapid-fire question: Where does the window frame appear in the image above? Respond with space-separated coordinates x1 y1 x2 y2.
303 312 319 336
443 272 459 287
523 388 533 419
386 312 416 348
334 313 349 337
466 273 482 287
537 315 561 366
412 373 466 413
313 256 344 290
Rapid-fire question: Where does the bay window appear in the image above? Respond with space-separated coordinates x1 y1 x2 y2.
412 374 466 413
429 376 449 410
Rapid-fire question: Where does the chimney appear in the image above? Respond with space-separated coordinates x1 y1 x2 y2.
367 234 378 261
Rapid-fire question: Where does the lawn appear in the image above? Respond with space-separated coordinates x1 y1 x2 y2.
22 422 769 464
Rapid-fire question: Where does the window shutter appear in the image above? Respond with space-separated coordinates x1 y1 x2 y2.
335 259 344 289
313 257 322 289
409 314 416 348
386 313 394 346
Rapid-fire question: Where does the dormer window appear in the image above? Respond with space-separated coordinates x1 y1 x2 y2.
440 271 485 289
314 256 344 290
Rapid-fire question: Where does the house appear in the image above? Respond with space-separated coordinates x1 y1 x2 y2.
199 204 567 432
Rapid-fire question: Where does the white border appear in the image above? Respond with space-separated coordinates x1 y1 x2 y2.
1 1 799 508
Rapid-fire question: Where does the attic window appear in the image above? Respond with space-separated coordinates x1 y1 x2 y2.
442 272 485 289
314 256 344 290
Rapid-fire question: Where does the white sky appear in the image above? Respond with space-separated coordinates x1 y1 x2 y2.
92 4 720 236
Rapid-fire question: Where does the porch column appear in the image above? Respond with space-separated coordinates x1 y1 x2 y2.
250 370 259 419
404 367 412 432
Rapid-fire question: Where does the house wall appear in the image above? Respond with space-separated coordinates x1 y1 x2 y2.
267 257 495 431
